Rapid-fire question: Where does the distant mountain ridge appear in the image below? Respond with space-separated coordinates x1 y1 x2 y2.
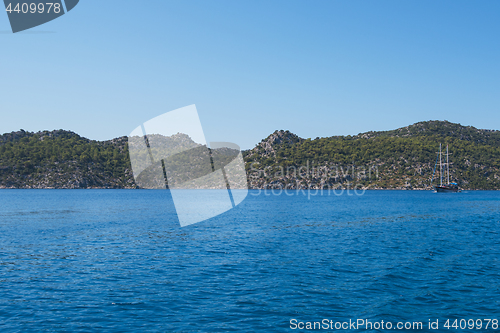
1 121 500 189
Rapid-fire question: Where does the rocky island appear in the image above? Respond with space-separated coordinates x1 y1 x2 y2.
1 121 500 190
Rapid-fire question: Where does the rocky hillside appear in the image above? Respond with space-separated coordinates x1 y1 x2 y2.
356 120 500 145
1 121 500 189
0 130 134 189
244 121 500 190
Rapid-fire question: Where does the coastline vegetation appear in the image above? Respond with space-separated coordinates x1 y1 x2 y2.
1 121 500 189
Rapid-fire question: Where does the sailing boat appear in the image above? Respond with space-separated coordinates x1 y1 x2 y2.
431 143 460 193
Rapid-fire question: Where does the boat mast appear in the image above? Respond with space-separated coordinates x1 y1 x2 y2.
439 143 442 186
446 144 449 185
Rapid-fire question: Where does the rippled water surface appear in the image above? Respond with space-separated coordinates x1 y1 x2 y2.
1 190 499 332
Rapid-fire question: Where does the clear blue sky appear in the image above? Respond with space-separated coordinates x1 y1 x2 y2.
1 1 500 149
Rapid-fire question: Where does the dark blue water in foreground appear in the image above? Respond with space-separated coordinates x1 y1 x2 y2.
1 190 499 332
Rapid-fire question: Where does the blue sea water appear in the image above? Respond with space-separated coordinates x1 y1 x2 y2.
0 189 499 332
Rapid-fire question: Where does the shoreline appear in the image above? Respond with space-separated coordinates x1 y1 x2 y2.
0 187 497 191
